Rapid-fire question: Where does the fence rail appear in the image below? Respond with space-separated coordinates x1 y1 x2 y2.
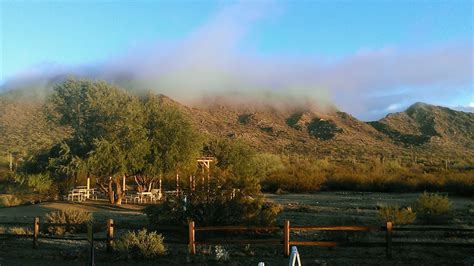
1 218 473 260
187 220 474 259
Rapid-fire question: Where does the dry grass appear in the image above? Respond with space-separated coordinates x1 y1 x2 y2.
415 192 452 223
114 229 166 259
378 205 416 225
0 194 22 207
44 208 93 235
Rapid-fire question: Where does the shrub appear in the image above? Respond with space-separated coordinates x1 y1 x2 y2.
9 227 32 235
0 194 22 207
11 173 53 193
214 245 230 262
145 172 280 226
44 208 93 235
262 157 327 192
26 173 53 193
114 229 166 259
415 192 452 222
378 205 416 225
445 173 474 196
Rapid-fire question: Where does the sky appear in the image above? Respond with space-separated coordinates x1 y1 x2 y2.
0 0 473 120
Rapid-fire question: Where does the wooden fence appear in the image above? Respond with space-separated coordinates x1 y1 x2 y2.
0 217 115 251
1 218 473 260
188 220 474 259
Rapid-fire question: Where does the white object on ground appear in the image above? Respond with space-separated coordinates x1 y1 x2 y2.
289 246 301 266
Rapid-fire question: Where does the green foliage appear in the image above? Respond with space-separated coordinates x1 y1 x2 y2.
378 205 416 225
262 156 328 192
114 229 166 259
46 79 149 178
37 80 203 204
142 94 202 176
253 153 285 178
0 194 22 207
9 227 32 235
11 173 53 193
205 139 266 179
145 171 280 226
415 192 452 222
44 208 93 235
27 173 52 193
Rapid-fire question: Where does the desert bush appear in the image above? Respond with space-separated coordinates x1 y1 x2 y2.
114 229 166 259
415 192 452 222
11 173 53 193
26 173 53 193
213 245 230 262
145 171 280 226
262 156 327 192
44 208 93 235
378 205 416 225
0 194 22 207
445 173 474 196
9 227 32 235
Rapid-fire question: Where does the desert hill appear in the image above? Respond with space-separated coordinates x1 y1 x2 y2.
0 90 473 163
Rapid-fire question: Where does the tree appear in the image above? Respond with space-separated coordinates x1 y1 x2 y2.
204 138 261 178
135 94 203 192
46 79 148 204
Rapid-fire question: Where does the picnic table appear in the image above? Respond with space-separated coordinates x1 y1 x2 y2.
124 191 161 204
66 187 98 201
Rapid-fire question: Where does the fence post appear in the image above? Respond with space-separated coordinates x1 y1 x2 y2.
188 221 196 255
107 219 114 252
33 217 39 249
386 221 392 259
87 223 95 266
284 220 290 257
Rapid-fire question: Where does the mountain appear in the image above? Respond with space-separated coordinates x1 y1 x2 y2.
0 91 473 163
369 102 474 152
0 98 69 155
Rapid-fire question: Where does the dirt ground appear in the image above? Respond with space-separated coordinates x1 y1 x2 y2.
0 192 473 266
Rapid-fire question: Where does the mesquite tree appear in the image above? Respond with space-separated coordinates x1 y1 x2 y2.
46 79 148 204
135 94 202 192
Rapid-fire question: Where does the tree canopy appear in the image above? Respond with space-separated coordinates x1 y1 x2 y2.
43 79 203 204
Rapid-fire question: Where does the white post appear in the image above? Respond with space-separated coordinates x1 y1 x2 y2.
158 178 162 200
122 175 126 191
8 152 13 172
176 173 179 194
86 177 90 199
289 246 301 266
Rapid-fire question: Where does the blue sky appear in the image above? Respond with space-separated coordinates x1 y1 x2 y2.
0 0 472 120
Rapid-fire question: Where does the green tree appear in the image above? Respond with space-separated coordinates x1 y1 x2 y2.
135 94 203 192
46 79 148 204
204 139 261 178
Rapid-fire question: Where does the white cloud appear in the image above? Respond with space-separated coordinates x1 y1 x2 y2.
386 104 400 111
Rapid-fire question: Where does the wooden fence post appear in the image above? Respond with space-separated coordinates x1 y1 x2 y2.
284 220 290 257
386 221 393 259
107 219 114 252
87 223 95 266
189 221 196 255
33 217 39 249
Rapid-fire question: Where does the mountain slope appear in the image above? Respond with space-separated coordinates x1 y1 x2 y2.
0 92 473 161
368 102 474 153
0 98 69 155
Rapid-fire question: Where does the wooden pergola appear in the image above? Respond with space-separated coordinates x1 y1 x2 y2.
196 157 215 171
191 157 215 191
